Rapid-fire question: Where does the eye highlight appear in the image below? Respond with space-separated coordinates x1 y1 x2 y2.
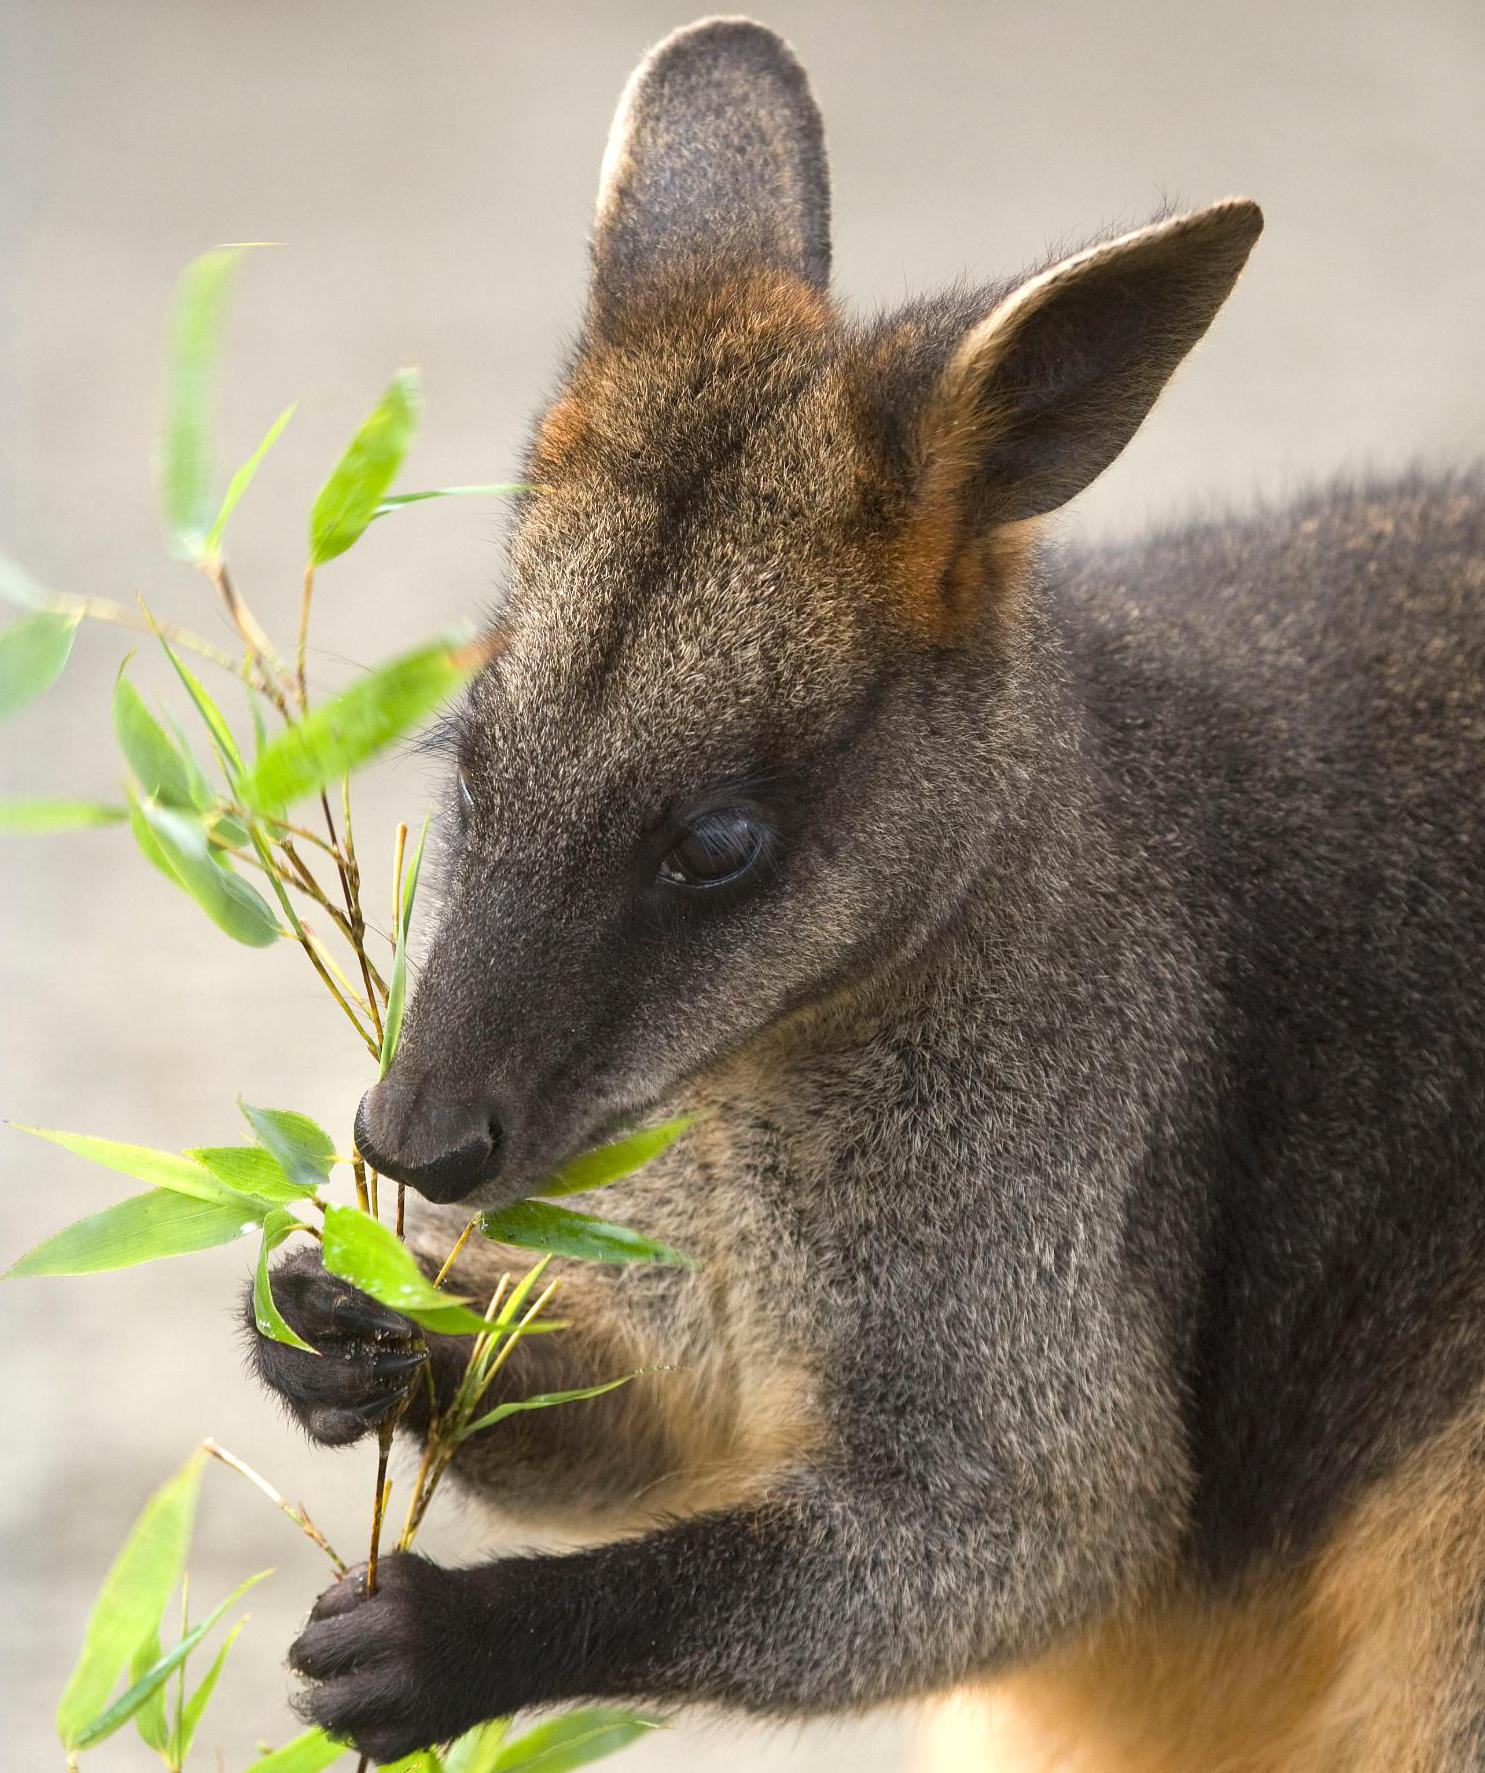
659 809 767 888
458 771 475 816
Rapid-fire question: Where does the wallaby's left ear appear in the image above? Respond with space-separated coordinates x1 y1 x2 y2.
919 200 1263 531
590 17 830 327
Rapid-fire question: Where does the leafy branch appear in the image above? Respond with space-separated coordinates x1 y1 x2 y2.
3 245 682 1773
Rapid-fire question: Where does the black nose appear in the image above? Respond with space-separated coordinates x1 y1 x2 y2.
354 1080 501 1204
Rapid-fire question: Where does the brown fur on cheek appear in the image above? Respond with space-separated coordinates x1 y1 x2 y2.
533 392 591 473
887 507 1046 643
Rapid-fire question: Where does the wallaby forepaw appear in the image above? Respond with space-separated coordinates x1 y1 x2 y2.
243 1244 424 1446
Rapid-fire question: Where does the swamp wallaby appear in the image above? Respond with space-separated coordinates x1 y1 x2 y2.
249 17 1485 1770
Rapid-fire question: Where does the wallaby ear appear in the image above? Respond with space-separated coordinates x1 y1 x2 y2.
591 17 830 323
918 200 1263 532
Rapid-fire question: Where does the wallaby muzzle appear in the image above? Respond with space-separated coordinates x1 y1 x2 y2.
354 1076 503 1205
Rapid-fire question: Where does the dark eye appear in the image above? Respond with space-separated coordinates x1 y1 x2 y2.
659 810 766 887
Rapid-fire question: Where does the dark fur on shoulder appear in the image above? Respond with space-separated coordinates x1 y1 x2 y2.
248 17 1485 1768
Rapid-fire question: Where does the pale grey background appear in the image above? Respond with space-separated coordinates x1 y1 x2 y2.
1 1 1481 1767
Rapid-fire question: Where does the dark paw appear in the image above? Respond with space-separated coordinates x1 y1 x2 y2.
244 1244 426 1446
289 1554 492 1761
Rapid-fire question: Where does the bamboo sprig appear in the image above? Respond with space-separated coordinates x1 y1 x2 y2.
201 1439 347 1573
205 555 293 713
49 593 243 672
396 1270 560 1550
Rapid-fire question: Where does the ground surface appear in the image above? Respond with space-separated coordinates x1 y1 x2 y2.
2 0 1481 1767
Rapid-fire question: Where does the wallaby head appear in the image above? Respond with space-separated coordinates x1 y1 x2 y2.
355 16 1262 1207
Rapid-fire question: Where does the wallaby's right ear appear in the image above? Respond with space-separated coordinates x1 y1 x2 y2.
915 200 1264 538
590 17 830 327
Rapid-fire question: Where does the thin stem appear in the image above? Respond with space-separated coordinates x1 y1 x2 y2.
294 932 380 1054
52 593 242 672
263 839 389 996
299 923 373 1013
276 840 388 991
296 564 315 709
365 1422 394 1596
399 1278 560 1548
200 1440 347 1573
391 822 409 923
396 1435 442 1552
480 1280 560 1394
320 789 385 1048
217 841 359 975
206 557 290 712
342 781 387 1031
396 1274 512 1551
276 839 345 918
352 1155 371 1215
259 815 346 860
432 1217 479 1288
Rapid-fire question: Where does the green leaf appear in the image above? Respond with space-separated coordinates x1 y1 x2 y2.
381 1755 443 1773
130 792 282 946
479 1199 692 1269
309 369 421 566
158 246 247 560
537 1117 696 1200
444 1719 510 1773
114 669 202 809
242 1727 352 1773
207 402 297 553
240 635 481 811
0 798 126 834
374 483 529 516
494 1709 661 1773
7 1124 233 1203
171 1615 247 1763
56 1451 204 1747
6 1188 259 1276
464 1374 639 1439
126 789 178 882
321 1202 490 1334
158 635 246 779
254 1208 317 1352
207 806 251 849
379 815 428 1077
72 1568 271 1748
187 1142 305 1205
482 1255 552 1334
250 689 270 759
129 1626 170 1753
0 608 79 721
240 1103 337 1192
168 710 217 808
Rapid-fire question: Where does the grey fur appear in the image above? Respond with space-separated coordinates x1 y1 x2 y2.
257 17 1485 1763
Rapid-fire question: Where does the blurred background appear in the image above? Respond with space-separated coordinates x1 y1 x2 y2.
1 0 1480 1766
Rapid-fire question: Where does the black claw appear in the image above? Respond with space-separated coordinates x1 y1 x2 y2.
327 1295 415 1340
374 1349 427 1376
350 1390 404 1422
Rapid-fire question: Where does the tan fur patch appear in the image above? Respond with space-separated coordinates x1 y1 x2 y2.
533 393 590 471
888 497 1044 641
624 1361 826 1525
918 1400 1485 1772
